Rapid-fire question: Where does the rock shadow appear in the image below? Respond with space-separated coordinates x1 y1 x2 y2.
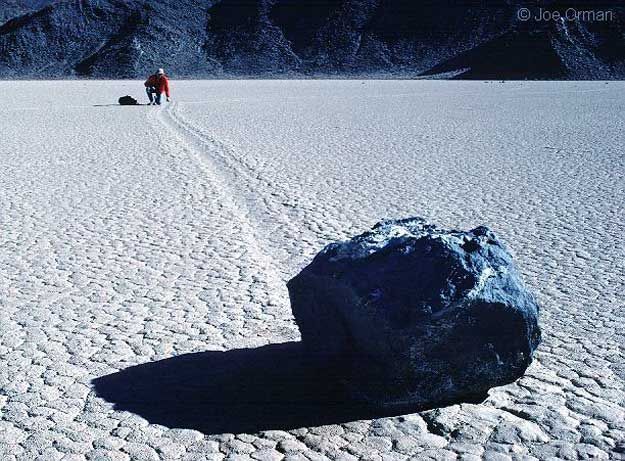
92 341 486 434
92 104 149 107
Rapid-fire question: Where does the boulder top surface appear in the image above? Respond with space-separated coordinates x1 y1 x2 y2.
321 217 499 263
311 217 528 310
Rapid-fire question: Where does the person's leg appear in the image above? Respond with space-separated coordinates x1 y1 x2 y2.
155 92 162 105
146 87 154 104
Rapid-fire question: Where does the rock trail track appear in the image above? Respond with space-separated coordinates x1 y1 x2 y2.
0 80 624 461
161 102 309 278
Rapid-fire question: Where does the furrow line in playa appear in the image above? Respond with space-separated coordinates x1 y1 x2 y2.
151 103 292 284
161 102 314 279
145 103 298 341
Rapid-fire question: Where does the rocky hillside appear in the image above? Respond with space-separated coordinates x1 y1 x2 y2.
0 0 624 79
0 0 53 24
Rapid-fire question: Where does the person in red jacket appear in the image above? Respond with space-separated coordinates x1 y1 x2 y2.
144 68 171 105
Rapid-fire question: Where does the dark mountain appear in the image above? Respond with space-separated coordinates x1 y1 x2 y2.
0 0 624 79
0 0 218 78
424 2 625 80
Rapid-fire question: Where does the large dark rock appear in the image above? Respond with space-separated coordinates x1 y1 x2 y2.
287 217 541 410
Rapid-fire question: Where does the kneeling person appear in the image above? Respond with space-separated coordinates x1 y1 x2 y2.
144 68 171 105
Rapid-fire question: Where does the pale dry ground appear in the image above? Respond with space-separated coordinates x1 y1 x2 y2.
0 80 623 461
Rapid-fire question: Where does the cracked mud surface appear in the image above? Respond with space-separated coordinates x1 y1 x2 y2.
1 81 624 460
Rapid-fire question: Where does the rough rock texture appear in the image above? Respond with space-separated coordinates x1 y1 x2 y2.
288 217 542 409
0 0 53 24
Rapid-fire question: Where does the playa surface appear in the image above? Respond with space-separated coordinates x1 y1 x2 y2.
0 80 623 460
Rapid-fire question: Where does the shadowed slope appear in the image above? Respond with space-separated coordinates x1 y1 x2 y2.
1 0 624 78
0 0 217 78
0 0 54 24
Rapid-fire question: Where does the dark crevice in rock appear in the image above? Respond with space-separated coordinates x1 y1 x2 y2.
421 411 450 438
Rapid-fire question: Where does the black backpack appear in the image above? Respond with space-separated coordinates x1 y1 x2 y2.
118 95 138 105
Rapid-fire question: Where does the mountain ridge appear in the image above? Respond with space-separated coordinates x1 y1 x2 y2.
1 0 624 79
